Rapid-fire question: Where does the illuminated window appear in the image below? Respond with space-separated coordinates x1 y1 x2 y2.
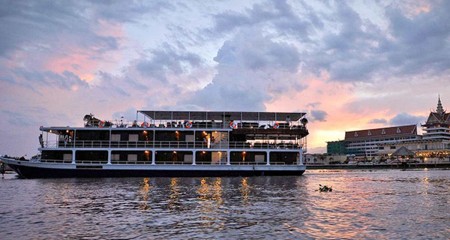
128 154 137 161
129 134 139 141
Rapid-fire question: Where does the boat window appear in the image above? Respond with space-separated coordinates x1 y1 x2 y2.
63 154 72 161
129 134 138 142
185 135 195 142
128 154 137 162
111 134 121 141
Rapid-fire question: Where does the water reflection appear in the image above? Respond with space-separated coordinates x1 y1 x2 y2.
168 178 180 210
240 177 250 204
2 170 449 239
213 178 223 204
139 177 151 210
197 178 209 200
196 178 225 231
197 178 223 204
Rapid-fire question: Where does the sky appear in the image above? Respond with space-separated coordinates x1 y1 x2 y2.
1 0 449 157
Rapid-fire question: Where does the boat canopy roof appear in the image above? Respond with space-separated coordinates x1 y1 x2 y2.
138 111 306 122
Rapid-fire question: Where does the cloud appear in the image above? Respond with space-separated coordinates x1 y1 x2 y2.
0 1 123 57
0 1 175 91
211 0 316 41
93 42 212 109
383 2 450 75
91 1 174 23
303 2 386 82
0 1 124 93
1 110 41 127
309 110 328 122
388 112 426 126
306 102 321 108
135 44 203 83
96 71 131 97
188 27 304 111
302 1 450 83
11 69 89 90
368 118 388 124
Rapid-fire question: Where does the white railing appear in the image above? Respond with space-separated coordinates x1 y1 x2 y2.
89 121 306 130
37 159 297 166
43 140 304 150
39 159 73 163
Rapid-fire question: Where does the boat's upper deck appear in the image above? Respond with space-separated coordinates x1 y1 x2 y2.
139 111 306 122
137 110 307 131
44 110 308 131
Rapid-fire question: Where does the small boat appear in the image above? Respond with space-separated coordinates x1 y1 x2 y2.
1 110 309 178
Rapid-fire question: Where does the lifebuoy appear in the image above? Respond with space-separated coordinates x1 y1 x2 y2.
185 121 192 128
229 121 237 129
99 120 105 128
273 122 279 129
141 122 149 128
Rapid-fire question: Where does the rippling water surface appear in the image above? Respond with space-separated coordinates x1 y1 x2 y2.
1 169 449 239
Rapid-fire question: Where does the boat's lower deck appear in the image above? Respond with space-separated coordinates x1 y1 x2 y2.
1 157 305 178
40 149 303 166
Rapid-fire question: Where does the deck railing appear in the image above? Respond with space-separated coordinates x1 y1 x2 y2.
39 159 73 163
38 159 295 165
84 121 305 130
44 140 303 150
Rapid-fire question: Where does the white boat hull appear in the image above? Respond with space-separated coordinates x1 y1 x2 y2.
1 157 305 178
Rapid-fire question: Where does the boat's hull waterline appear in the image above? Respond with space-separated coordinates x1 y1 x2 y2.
1 158 305 178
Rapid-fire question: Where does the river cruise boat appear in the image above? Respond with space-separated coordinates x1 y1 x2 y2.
1 110 309 178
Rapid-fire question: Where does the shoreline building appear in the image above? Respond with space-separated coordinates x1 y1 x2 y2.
327 125 419 159
378 97 450 160
346 125 419 158
422 97 450 140
327 96 450 162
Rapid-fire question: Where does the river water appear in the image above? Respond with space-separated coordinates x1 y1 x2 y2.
0 169 449 239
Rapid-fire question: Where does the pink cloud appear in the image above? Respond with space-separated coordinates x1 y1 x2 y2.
265 72 401 152
42 22 126 84
44 51 98 83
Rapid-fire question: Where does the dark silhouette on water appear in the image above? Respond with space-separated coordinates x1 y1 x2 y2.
318 184 332 192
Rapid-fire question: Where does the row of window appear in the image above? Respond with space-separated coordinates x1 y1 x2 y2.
40 150 300 164
353 127 407 137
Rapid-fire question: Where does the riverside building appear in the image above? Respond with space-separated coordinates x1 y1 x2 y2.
378 97 450 160
343 125 419 158
325 125 419 158
327 96 450 162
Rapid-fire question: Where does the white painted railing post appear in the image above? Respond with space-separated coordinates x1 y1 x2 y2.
299 148 304 165
107 150 111 164
72 149 76 164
